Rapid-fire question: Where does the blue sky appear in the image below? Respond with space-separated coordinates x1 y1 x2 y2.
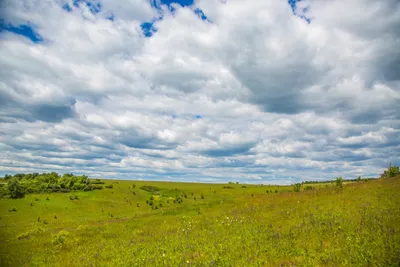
0 0 399 184
1 0 306 41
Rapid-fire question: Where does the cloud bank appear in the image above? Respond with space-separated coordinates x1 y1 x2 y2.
0 0 399 184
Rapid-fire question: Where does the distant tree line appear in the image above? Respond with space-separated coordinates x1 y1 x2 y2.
0 172 103 199
300 177 373 184
299 164 399 186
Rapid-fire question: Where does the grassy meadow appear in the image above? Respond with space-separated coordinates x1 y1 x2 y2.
0 177 399 266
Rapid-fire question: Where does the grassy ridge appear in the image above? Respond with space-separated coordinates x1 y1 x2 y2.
0 177 399 266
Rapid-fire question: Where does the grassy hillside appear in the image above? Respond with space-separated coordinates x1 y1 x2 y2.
0 177 399 266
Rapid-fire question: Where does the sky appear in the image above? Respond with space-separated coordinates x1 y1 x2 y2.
0 0 399 184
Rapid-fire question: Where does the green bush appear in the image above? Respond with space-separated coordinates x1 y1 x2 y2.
3 173 100 197
91 179 105 184
140 185 159 193
8 206 17 212
105 184 113 189
175 196 183 204
92 185 103 190
293 183 302 192
17 231 31 240
336 177 344 189
381 164 399 178
8 178 25 199
52 230 69 245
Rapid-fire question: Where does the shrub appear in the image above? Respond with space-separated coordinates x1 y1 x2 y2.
92 185 103 190
46 196 49 200
52 230 69 245
304 186 313 191
8 206 17 212
175 196 183 204
336 177 344 189
380 163 399 178
275 190 278 193
7 178 25 199
241 185 247 188
17 231 31 240
35 226 44 234
105 184 113 189
293 183 302 192
139 185 159 193
83 185 93 191
17 226 43 240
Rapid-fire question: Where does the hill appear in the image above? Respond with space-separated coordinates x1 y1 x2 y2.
0 176 399 266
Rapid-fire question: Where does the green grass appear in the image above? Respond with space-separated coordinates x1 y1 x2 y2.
1 177 399 266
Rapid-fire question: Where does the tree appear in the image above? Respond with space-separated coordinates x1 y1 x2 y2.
293 183 302 192
335 177 343 189
380 163 399 178
8 178 26 199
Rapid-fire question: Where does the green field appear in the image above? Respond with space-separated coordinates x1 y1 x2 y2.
1 177 399 266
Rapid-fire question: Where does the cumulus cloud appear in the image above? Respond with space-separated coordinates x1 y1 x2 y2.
0 0 399 184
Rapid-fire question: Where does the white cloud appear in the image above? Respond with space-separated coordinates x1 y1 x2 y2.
0 0 399 184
